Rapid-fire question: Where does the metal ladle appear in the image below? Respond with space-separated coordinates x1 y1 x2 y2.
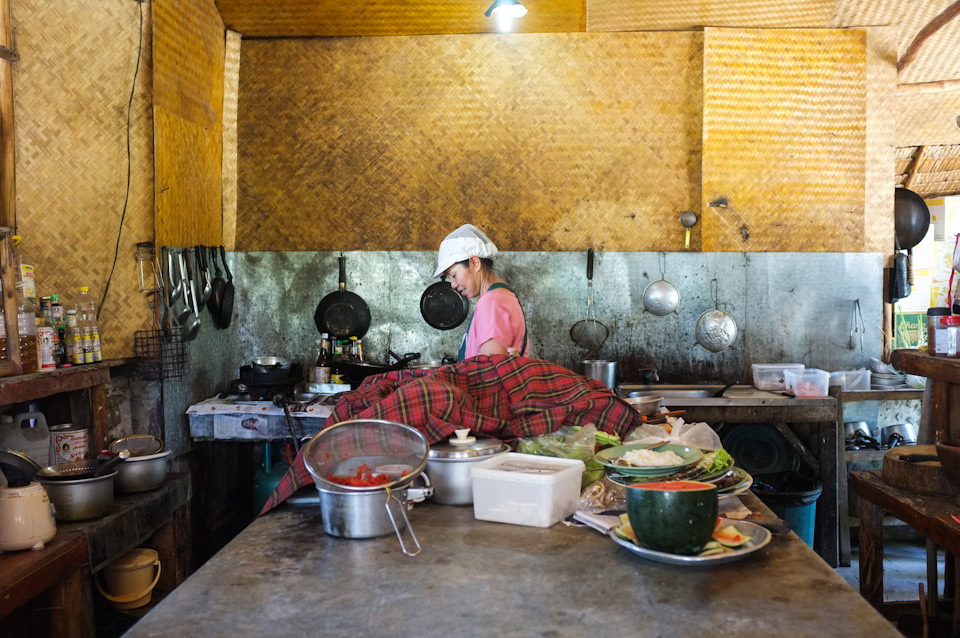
680 210 697 249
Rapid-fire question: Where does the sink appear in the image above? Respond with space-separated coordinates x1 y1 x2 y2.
617 384 721 399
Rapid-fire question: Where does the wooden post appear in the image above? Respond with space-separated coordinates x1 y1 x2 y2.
0 0 19 377
859 496 885 611
0 0 15 228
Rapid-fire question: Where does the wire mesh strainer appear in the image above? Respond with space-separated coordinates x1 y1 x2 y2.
303 419 429 492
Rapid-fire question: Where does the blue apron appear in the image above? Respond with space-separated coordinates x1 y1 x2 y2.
457 283 527 362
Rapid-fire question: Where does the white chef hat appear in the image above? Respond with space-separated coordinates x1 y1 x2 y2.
433 224 499 278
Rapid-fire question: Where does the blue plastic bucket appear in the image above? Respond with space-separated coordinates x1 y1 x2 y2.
752 473 822 548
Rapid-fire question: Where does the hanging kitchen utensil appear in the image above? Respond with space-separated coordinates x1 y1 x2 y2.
890 236 910 302
208 246 226 328
570 248 609 351
420 277 469 330
679 210 697 250
170 250 193 327
218 246 235 330
643 252 680 316
135 242 161 293
695 279 738 353
894 187 931 291
165 246 183 306
848 299 865 351
196 246 212 310
314 253 371 338
177 251 200 340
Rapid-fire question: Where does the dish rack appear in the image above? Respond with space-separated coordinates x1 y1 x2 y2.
133 328 186 380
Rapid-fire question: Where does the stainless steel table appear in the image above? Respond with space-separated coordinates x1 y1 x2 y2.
125 493 897 638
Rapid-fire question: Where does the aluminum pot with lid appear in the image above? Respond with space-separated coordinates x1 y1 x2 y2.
426 430 509 505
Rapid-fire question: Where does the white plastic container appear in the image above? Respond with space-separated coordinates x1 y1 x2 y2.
751 363 804 391
784 368 831 398
469 453 585 528
829 369 871 392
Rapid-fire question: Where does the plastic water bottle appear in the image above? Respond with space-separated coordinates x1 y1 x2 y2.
75 287 102 363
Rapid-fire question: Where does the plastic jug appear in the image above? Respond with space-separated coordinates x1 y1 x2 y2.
0 412 50 466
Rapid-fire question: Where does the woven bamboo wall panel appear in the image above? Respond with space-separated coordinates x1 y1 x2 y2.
864 27 896 259
832 0 960 85
588 0 833 32
155 106 223 247
222 29 241 251
154 0 225 247
11 0 155 360
236 32 703 252
216 0 584 37
896 91 960 147
701 28 867 252
154 0 225 128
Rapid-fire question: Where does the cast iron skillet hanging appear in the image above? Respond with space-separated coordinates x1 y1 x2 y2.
314 253 371 338
420 277 469 330
894 187 931 288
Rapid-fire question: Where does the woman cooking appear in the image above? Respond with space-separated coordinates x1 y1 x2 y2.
434 224 529 361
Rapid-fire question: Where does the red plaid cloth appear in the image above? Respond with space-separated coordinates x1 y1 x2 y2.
260 355 641 514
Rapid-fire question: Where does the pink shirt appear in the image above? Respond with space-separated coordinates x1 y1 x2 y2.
464 287 528 358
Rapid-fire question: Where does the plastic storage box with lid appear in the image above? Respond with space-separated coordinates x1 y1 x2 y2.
829 369 871 392
752 363 804 391
469 453 584 528
784 368 830 398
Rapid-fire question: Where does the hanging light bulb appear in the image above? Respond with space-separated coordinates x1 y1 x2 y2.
485 0 527 32
484 0 528 18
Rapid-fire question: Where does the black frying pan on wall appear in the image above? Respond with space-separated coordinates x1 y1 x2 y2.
420 278 469 330
314 253 371 338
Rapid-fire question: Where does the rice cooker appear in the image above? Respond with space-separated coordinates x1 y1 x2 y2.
426 430 509 505
0 460 57 552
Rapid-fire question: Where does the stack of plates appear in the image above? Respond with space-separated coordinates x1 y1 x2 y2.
594 444 753 495
871 371 907 390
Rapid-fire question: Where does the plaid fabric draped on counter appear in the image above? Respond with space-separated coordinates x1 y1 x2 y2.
260 355 641 513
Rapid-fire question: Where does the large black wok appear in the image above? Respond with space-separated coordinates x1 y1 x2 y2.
894 187 931 289
314 254 371 338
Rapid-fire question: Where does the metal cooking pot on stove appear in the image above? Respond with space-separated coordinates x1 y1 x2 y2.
251 357 291 373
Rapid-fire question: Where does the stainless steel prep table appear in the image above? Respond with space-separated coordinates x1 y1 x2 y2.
124 493 896 638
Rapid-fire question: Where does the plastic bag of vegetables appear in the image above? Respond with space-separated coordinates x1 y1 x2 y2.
517 424 604 487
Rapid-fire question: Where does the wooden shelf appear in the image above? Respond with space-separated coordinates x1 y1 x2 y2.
841 389 924 402
0 358 131 406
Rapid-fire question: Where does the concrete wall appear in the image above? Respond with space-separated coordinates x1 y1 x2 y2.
160 249 885 456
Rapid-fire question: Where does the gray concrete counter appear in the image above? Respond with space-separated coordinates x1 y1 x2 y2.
125 495 896 638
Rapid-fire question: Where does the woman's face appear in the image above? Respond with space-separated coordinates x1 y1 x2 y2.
446 259 481 299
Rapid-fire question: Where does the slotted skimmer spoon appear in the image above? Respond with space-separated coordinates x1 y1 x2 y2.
570 248 609 351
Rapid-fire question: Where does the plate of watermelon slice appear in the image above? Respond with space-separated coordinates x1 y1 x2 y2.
609 517 771 565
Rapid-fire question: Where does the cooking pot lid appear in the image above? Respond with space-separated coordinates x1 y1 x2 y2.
429 436 508 460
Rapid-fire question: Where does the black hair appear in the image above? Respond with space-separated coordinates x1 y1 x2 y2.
456 257 494 271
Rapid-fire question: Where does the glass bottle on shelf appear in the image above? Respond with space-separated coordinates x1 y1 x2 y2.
310 334 331 384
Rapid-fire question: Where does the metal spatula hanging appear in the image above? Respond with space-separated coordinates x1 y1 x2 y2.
570 248 609 351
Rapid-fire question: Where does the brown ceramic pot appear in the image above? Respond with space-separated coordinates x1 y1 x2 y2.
935 440 960 504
